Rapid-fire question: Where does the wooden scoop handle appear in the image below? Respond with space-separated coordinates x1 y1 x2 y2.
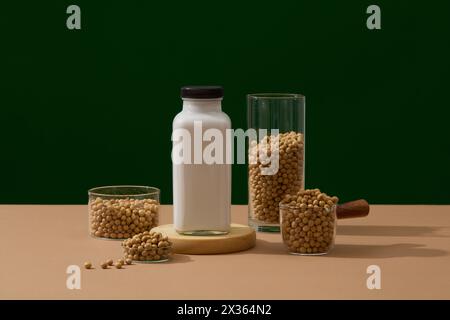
336 199 370 219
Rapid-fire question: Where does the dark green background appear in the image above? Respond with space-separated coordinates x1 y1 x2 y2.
1 1 449 204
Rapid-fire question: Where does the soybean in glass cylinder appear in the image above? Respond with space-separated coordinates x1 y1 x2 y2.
247 94 305 232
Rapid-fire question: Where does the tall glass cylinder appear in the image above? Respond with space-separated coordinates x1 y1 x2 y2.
247 94 305 232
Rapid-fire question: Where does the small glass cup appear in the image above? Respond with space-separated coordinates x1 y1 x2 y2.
280 202 336 255
132 246 172 263
124 246 172 264
88 185 160 240
121 232 172 263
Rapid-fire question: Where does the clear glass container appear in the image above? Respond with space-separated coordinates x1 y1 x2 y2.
121 230 172 263
280 202 336 255
247 94 305 232
134 255 171 263
88 185 160 240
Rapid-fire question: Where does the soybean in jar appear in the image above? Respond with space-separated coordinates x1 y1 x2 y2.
280 189 338 255
88 186 160 240
247 94 305 232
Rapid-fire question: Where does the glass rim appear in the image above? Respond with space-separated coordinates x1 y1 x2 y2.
247 93 305 100
279 202 337 210
88 185 160 197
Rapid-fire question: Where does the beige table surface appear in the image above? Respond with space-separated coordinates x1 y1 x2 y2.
0 205 449 300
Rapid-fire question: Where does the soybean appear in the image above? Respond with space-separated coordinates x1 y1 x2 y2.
249 132 304 224
122 231 172 262
89 198 159 239
280 189 338 255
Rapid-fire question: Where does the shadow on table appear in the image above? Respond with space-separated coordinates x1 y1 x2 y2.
242 240 448 259
242 239 291 256
327 243 447 259
337 225 450 238
167 254 192 264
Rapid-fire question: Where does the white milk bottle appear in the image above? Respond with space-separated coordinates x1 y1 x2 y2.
172 86 231 235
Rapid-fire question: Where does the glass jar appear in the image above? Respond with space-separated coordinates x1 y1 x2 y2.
247 94 305 232
280 202 336 255
88 185 160 240
122 232 172 263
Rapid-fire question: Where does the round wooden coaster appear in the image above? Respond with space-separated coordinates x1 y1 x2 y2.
151 224 256 254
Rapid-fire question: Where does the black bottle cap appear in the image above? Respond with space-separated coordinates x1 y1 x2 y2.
181 86 224 99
